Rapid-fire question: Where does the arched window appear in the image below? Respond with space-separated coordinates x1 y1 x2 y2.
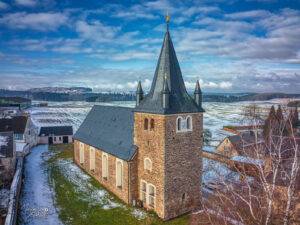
144 158 152 171
102 153 108 179
186 116 192 131
144 118 149 130
148 184 156 208
177 117 182 131
150 119 155 130
89 147 95 171
79 143 84 164
116 160 123 188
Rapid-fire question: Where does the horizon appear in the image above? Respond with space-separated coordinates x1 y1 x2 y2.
0 0 299 93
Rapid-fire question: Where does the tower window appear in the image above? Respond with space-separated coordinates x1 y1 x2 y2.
144 118 149 130
140 180 156 209
182 193 186 202
186 116 192 131
144 158 152 172
177 117 182 131
150 119 155 130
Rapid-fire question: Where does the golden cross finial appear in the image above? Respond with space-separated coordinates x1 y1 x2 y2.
165 11 170 23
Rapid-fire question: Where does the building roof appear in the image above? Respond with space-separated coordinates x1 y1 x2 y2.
39 126 73 136
73 105 136 161
135 25 204 114
0 132 14 158
0 116 28 134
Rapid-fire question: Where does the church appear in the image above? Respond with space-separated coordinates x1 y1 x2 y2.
73 17 204 220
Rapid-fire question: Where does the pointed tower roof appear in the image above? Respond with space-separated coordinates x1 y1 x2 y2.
194 80 201 94
135 18 204 114
136 81 143 94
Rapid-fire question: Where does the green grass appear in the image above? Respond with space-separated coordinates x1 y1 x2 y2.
47 144 189 225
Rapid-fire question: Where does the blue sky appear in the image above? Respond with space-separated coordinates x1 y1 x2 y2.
0 0 299 93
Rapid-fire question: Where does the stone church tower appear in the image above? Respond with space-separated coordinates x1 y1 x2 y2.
133 17 204 220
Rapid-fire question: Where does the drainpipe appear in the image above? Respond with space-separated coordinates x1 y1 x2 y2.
128 161 131 204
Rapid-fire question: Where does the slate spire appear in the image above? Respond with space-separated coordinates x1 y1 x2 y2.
134 16 204 114
162 75 170 109
136 81 144 106
194 80 202 107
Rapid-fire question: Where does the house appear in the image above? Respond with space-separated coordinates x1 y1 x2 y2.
0 106 21 118
0 115 37 156
73 18 204 220
0 132 16 184
38 126 73 144
216 131 264 158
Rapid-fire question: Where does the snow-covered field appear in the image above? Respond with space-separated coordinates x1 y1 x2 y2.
28 99 291 148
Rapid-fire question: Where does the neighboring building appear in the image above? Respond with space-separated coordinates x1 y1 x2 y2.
223 125 264 135
73 18 204 220
0 115 38 153
0 106 21 118
39 126 73 144
0 97 31 109
0 132 16 184
216 131 264 158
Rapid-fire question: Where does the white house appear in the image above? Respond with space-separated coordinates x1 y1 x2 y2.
38 126 73 145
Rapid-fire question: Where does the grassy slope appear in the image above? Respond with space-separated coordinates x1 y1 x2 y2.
47 144 189 225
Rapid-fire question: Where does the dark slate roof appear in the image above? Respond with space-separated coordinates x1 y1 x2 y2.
0 116 28 134
0 132 14 158
39 126 73 136
73 105 136 161
135 27 204 114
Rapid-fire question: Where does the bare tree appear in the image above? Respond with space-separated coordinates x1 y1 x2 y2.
199 105 299 225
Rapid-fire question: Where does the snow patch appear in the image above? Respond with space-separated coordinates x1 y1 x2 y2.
131 208 147 220
0 135 8 147
56 159 122 209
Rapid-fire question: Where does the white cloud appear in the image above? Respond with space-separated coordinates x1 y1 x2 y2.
110 51 155 61
0 1 9 9
184 80 233 90
15 0 37 7
225 10 270 19
76 20 119 42
0 12 68 31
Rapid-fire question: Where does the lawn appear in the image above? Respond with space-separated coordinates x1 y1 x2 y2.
47 144 189 225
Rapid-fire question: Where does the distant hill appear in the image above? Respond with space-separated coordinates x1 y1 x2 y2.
203 93 300 102
27 87 92 94
0 88 299 103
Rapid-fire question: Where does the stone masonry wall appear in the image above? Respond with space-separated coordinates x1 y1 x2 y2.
73 140 131 204
134 112 203 220
134 113 166 218
164 113 203 220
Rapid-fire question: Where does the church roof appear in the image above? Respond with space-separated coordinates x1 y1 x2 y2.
73 105 136 161
135 25 204 114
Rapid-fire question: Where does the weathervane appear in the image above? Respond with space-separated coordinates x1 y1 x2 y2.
165 11 170 30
